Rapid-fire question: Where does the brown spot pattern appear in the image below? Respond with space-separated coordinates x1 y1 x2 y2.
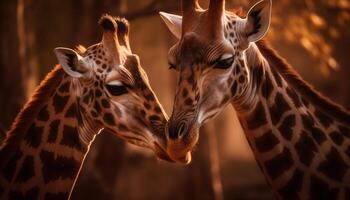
295 131 318 166
309 175 338 199
64 103 76 118
15 155 35 183
60 125 85 152
246 102 267 129
47 120 60 143
2 150 23 181
25 124 43 148
264 147 293 180
317 147 348 181
40 150 80 184
254 130 279 153
278 169 304 199
37 105 49 121
103 113 116 126
52 94 69 114
269 93 291 125
277 115 295 140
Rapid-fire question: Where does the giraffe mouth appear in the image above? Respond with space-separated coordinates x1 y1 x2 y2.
168 150 192 164
153 142 175 162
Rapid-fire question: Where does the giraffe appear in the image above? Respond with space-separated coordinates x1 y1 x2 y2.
0 15 172 200
160 0 350 199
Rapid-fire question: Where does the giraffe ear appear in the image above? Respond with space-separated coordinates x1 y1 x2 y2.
54 47 90 78
159 12 182 39
244 0 272 43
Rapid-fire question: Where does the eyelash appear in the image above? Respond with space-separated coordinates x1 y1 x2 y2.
168 56 234 70
105 84 128 96
213 56 234 69
168 62 176 70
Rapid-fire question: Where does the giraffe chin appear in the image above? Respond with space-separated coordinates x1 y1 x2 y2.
169 151 192 165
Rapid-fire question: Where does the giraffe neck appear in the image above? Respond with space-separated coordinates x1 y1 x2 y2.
236 43 350 199
0 66 100 199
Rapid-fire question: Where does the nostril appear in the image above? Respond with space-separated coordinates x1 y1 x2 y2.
168 122 187 139
168 124 177 139
177 122 187 138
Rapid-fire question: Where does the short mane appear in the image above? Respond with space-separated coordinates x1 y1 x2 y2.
256 40 350 125
0 65 65 167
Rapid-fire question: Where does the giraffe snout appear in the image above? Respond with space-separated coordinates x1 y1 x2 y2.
165 118 199 164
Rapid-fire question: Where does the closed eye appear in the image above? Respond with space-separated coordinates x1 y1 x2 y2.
213 55 234 69
106 81 128 96
168 62 177 70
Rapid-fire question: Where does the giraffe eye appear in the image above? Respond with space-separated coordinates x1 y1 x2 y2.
168 62 177 70
106 81 128 96
213 55 234 69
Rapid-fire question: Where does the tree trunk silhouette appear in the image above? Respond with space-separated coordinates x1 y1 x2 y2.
17 0 39 99
207 122 224 200
184 126 214 200
0 0 24 132
184 122 223 200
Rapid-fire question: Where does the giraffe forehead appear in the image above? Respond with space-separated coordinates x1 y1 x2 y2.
177 34 206 61
83 47 125 81
173 36 232 66
84 43 130 74
84 45 110 69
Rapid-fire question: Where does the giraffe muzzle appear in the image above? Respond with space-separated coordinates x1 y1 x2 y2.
165 121 199 164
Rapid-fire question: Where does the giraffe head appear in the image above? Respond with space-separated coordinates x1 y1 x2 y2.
160 0 272 163
54 15 171 161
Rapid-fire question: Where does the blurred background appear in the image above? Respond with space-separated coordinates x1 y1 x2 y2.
0 0 350 199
